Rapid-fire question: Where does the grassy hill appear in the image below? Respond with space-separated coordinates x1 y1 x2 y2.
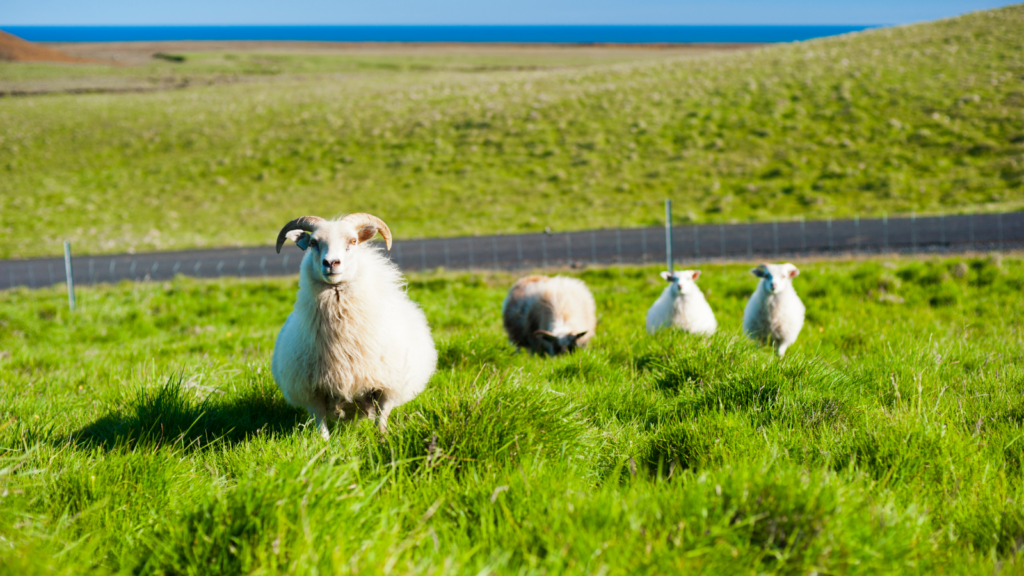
1 255 1022 573
1 7 1023 258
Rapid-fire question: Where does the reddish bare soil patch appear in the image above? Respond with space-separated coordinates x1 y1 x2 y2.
0 29 96 63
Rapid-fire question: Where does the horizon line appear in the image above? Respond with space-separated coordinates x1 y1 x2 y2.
1 23 887 28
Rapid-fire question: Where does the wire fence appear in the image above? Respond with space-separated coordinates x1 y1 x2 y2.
2 212 1022 291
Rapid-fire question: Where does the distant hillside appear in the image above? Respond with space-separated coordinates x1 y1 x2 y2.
0 29 90 62
0 6 1022 257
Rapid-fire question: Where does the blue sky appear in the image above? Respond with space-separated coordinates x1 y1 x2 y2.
2 0 1018 26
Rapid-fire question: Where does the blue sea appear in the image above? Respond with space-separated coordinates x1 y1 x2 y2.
3 25 876 44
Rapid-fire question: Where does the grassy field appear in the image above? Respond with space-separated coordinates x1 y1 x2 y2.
0 46 732 103
1 6 1023 258
0 254 1022 573
2 44 735 86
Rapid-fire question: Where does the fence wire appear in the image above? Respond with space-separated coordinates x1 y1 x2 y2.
2 212 1022 290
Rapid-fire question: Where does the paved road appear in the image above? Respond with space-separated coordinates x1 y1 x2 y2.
2 212 1021 290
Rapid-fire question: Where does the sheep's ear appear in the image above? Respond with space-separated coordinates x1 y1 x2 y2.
751 265 767 278
534 330 559 343
355 225 379 244
570 331 587 343
286 230 311 251
660 271 675 282
691 270 701 281
786 264 800 279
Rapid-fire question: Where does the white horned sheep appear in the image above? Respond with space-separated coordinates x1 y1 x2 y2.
271 213 437 439
645 270 717 336
742 262 805 357
502 275 596 356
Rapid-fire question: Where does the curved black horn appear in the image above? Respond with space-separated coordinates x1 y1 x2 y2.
275 216 325 253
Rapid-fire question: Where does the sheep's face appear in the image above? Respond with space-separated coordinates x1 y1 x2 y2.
752 263 799 294
286 221 379 285
534 330 587 356
660 270 701 296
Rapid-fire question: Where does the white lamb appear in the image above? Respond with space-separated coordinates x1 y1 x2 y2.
742 263 805 357
271 213 437 439
645 270 717 336
502 275 596 356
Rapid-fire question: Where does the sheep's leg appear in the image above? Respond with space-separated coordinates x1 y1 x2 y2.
374 393 395 434
354 393 378 421
305 395 331 440
376 404 393 434
332 400 359 421
777 342 789 358
363 402 377 421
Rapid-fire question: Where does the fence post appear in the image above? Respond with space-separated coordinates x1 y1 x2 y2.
883 211 889 253
800 216 806 254
854 215 860 252
998 213 1004 251
64 241 76 311
641 228 647 264
590 230 597 264
444 240 450 268
421 242 427 270
940 213 946 245
693 224 700 259
130 260 137 280
468 238 474 269
772 219 779 256
746 222 752 258
616 230 623 263
910 212 916 252
541 234 548 268
492 237 499 269
237 259 244 279
48 262 54 286
719 224 725 258
88 259 95 285
827 216 833 252
969 214 975 251
281 254 288 273
665 199 673 275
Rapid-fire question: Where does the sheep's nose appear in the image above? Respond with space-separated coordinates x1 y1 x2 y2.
322 258 340 269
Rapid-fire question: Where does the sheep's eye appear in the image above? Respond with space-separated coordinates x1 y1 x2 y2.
309 239 319 249
349 238 357 245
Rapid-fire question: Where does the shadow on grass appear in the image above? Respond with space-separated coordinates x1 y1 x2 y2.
72 372 305 452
